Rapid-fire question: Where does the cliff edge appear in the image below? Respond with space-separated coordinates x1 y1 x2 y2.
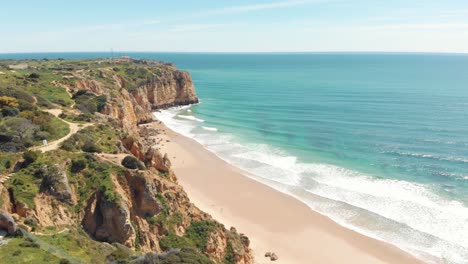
0 58 253 264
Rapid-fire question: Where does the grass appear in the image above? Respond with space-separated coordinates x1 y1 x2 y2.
159 220 219 253
61 124 120 154
68 153 124 207
0 152 21 174
37 228 116 263
0 236 61 264
5 150 124 209
0 69 73 108
46 116 70 142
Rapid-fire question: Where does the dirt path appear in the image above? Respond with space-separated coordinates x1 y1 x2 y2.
0 174 12 184
95 153 128 167
31 109 92 153
32 228 69 236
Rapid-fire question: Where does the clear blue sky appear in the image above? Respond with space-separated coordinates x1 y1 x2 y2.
2 0 468 53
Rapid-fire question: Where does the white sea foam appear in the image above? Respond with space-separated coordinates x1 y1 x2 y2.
154 107 468 264
177 115 205 122
383 151 468 164
202 126 218 132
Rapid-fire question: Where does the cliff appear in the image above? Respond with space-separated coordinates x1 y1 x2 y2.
0 58 253 264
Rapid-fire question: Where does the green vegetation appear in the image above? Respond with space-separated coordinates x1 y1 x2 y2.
185 221 219 251
159 220 219 255
139 248 214 264
23 150 39 164
5 150 124 208
68 153 123 205
0 85 70 152
37 228 116 263
0 152 21 174
59 112 92 123
72 90 106 114
159 233 195 251
121 155 145 170
0 236 60 264
61 124 120 154
0 68 72 107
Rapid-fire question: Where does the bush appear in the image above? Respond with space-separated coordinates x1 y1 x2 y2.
185 221 218 251
0 96 19 108
159 233 194 251
71 159 87 173
28 73 40 79
1 106 19 117
23 150 39 164
121 156 145 170
82 142 102 153
34 131 50 140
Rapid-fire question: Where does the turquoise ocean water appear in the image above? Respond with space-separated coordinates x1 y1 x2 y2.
2 52 468 263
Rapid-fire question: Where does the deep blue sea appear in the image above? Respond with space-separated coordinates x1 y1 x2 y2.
2 52 468 263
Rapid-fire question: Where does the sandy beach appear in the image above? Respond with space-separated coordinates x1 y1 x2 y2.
150 121 423 264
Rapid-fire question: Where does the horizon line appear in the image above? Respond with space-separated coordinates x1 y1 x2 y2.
1 50 468 56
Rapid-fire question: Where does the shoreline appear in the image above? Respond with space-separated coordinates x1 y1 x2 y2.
150 121 424 264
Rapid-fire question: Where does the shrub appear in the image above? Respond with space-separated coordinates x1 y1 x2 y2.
185 221 218 251
34 131 50 140
159 233 194 251
0 96 19 108
82 142 102 153
23 150 39 164
71 159 87 173
28 73 40 79
1 106 19 117
121 156 145 170
39 165 62 193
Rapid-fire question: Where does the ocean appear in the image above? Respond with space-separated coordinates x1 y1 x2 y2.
2 52 468 263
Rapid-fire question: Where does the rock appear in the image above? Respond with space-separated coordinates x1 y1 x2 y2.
0 211 17 235
142 147 171 173
270 253 278 261
39 164 75 205
265 252 272 257
82 191 136 248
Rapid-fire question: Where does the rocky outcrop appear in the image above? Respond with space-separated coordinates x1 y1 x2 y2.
0 211 17 235
70 64 198 135
82 191 137 248
39 164 75 205
132 69 199 110
33 194 75 227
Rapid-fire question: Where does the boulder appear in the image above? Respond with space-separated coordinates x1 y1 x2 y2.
0 211 17 235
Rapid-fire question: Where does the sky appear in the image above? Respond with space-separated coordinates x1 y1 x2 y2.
2 0 468 53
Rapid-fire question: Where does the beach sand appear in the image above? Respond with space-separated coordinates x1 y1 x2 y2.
150 121 423 264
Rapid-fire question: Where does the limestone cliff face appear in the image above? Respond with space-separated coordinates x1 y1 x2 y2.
49 60 253 263
133 69 199 110
66 64 198 134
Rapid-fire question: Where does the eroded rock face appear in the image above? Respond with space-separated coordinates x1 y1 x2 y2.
144 147 171 173
39 164 74 205
33 194 75 227
82 191 136 248
134 70 199 110
74 66 198 136
0 211 16 235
